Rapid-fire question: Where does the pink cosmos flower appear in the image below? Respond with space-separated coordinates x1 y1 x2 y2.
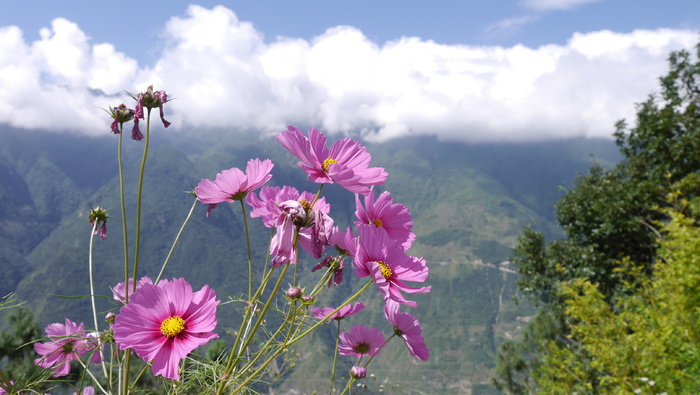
338 324 385 358
131 85 170 140
195 158 274 217
73 386 95 395
247 186 330 228
34 319 102 377
355 189 415 250
112 278 219 380
354 225 430 308
111 276 154 303
384 300 430 361
276 126 388 195
311 302 365 320
0 381 13 394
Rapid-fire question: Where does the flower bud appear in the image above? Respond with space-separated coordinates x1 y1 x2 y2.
350 365 367 379
286 286 302 299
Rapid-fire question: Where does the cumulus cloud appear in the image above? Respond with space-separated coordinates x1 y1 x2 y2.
0 5 696 142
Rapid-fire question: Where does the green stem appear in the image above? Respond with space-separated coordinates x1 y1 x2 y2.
155 196 198 284
88 221 108 379
216 264 290 395
287 280 373 345
329 319 341 394
117 127 130 305
232 280 374 393
239 200 253 299
132 108 152 292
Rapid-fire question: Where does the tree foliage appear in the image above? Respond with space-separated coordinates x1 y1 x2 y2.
493 43 700 392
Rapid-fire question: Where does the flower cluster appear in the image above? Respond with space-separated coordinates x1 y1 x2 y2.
25 92 430 394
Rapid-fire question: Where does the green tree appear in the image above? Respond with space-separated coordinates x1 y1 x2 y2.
493 43 700 392
537 196 700 393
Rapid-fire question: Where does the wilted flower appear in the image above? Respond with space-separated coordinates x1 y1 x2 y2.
338 324 385 358
109 104 134 134
355 189 415 250
384 300 430 361
354 225 430 308
34 319 102 377
276 126 388 195
113 278 219 380
195 158 274 217
269 200 306 266
88 207 109 240
311 302 365 321
131 85 170 140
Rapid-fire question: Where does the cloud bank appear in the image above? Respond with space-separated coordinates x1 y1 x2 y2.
0 5 696 142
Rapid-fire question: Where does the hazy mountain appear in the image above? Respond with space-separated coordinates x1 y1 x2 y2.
0 126 620 393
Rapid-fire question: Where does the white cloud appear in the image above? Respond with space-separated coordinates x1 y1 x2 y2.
520 0 603 11
0 5 696 142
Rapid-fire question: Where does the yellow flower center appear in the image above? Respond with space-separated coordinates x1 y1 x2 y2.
322 158 338 172
298 198 312 212
372 218 383 227
160 316 186 338
377 261 392 279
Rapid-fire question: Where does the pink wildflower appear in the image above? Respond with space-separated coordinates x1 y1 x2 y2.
276 126 388 195
0 381 13 394
111 276 154 303
311 302 365 321
355 189 415 250
73 386 95 395
195 159 274 217
338 324 385 358
384 300 430 361
112 278 219 380
354 225 430 308
34 319 102 377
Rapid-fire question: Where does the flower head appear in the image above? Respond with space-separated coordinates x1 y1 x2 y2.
131 85 170 140
88 206 109 240
34 318 102 377
350 366 367 379
355 189 415 250
276 126 388 195
311 302 365 321
338 324 385 358
112 278 219 380
354 225 430 308
384 300 430 361
195 159 274 216
109 104 134 134
111 276 154 303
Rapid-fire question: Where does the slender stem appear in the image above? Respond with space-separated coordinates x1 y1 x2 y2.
233 280 374 393
239 200 254 299
132 108 152 292
155 196 198 284
117 127 130 305
122 350 131 395
287 280 373 345
329 320 341 394
88 221 108 379
216 264 290 395
76 357 110 395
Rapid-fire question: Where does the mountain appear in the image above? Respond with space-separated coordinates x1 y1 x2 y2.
0 127 620 393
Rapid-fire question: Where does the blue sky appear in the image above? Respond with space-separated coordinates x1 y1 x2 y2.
0 1 697 141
